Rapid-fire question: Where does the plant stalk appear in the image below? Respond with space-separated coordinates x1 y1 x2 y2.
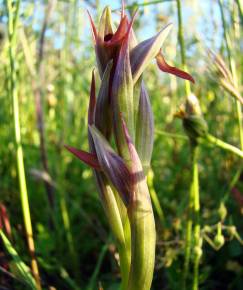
176 0 191 96
35 0 57 216
191 146 200 290
6 0 41 288
202 134 243 158
218 0 243 150
176 1 201 288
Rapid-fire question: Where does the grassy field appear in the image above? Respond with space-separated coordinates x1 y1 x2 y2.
0 0 242 289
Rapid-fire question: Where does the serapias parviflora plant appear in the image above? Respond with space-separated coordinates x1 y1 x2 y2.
65 4 194 290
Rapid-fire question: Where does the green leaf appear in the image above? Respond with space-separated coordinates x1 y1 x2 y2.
0 230 37 290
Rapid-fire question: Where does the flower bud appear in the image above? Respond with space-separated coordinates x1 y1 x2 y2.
176 94 208 143
214 234 225 250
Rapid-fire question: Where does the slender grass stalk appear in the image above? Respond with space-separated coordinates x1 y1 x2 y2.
218 0 243 220
6 0 41 289
235 0 243 22
0 230 37 290
191 146 201 290
176 1 201 288
55 3 82 279
202 134 243 158
86 236 111 290
35 0 57 217
147 169 165 226
112 0 172 12
176 0 191 96
57 160 80 282
218 0 243 150
182 148 194 290
182 144 201 290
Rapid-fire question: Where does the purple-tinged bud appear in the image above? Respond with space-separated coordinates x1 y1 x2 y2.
130 23 172 83
175 94 208 143
89 125 133 207
112 21 135 163
94 60 113 139
121 118 156 290
88 69 96 126
135 81 154 174
88 6 131 77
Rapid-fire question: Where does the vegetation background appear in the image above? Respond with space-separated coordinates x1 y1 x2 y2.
0 0 242 289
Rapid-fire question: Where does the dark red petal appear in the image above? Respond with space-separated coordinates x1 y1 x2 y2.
88 70 96 125
156 52 195 83
106 10 137 47
105 16 129 47
65 145 101 170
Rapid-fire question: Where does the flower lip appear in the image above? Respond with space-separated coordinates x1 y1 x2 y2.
104 33 113 42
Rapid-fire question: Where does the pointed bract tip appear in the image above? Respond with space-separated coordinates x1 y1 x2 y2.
64 144 101 170
158 22 173 38
87 10 97 41
121 0 125 17
88 69 96 125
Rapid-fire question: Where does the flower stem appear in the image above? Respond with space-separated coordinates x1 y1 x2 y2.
147 169 165 227
182 145 200 290
191 146 201 290
6 0 41 288
182 197 193 290
203 134 243 158
176 1 201 288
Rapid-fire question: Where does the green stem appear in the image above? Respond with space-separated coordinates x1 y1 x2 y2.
236 101 243 150
147 169 165 226
176 1 200 288
203 134 243 158
86 236 111 290
235 0 243 23
119 242 131 290
112 0 172 12
176 0 191 96
6 0 41 289
182 211 193 290
182 145 199 290
192 146 201 290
